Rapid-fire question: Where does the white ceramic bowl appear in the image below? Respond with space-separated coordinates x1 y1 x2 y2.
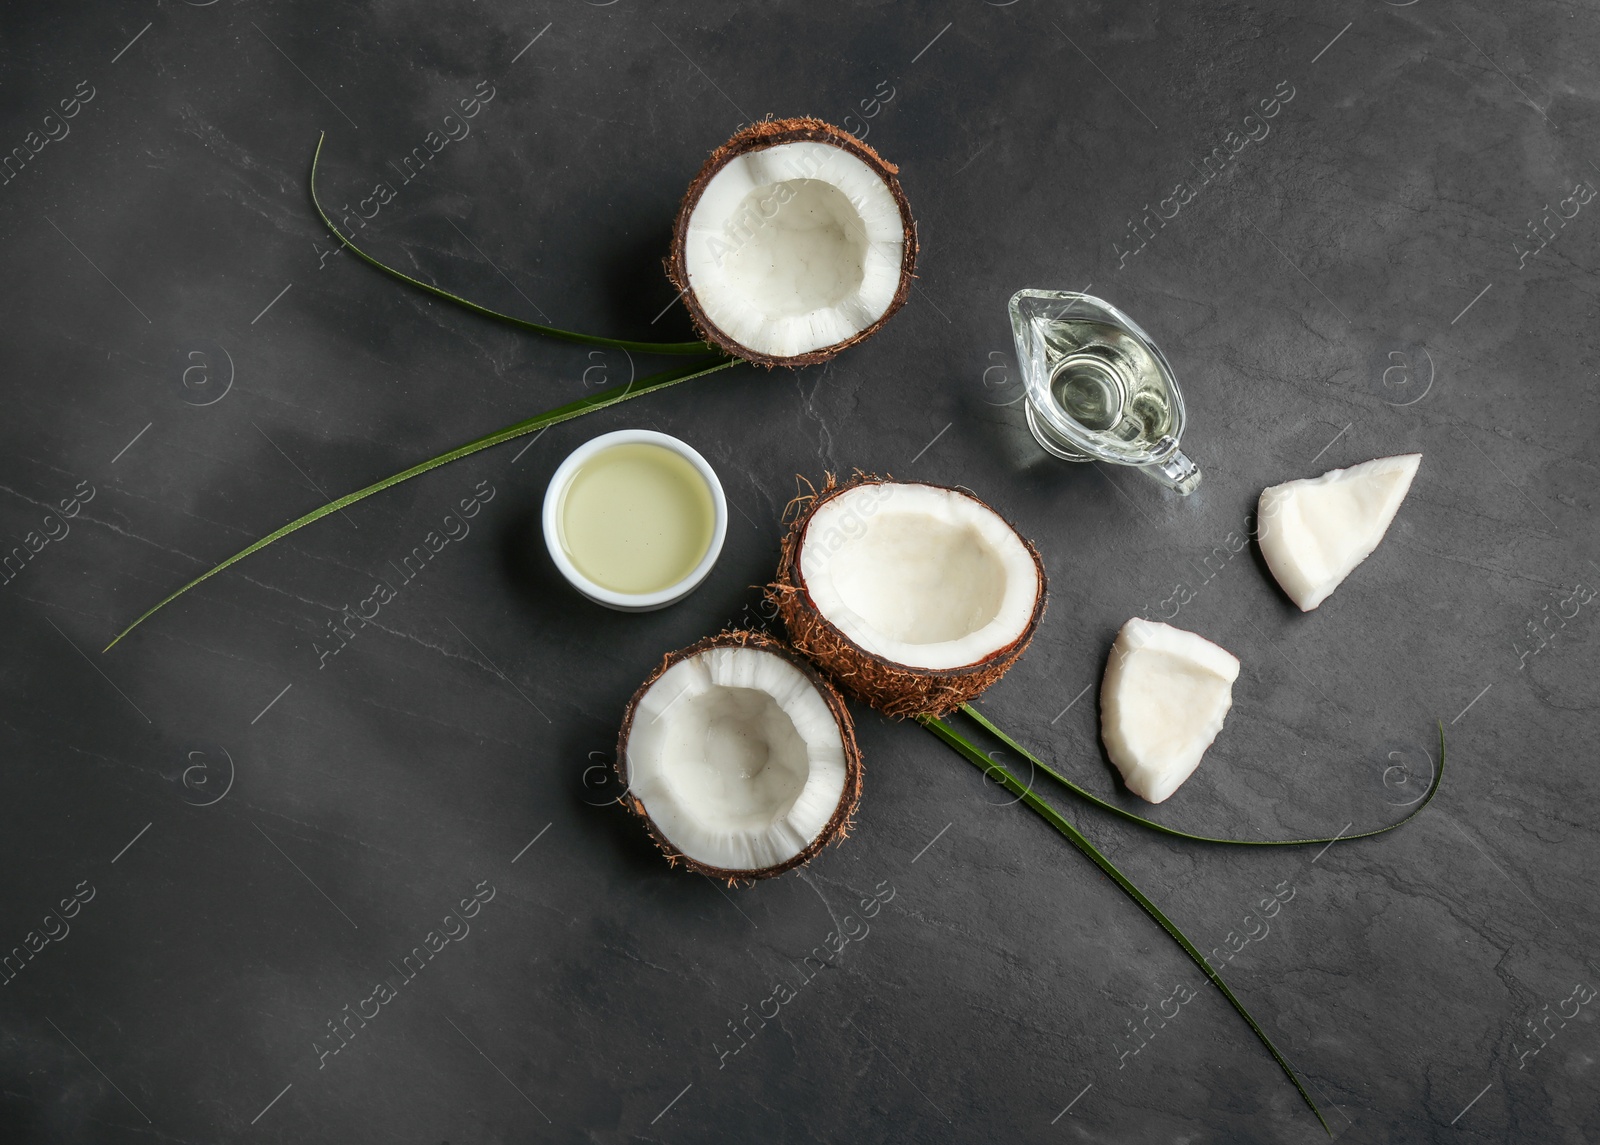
541 429 728 612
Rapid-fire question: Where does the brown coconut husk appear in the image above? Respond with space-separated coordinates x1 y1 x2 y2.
769 474 1048 719
664 117 919 368
615 629 863 884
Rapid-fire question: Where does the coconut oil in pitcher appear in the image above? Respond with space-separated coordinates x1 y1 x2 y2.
1009 290 1201 494
1036 318 1177 452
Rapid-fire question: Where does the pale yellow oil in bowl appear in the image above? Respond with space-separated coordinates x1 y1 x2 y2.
557 443 716 594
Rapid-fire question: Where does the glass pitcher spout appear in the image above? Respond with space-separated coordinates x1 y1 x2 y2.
1143 436 1202 495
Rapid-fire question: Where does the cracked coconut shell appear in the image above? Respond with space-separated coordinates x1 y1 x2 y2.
615 630 863 882
769 474 1048 719
665 117 918 367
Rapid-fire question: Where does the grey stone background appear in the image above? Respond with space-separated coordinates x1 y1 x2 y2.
0 1 1595 1142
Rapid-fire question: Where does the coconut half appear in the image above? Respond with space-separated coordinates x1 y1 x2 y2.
772 475 1047 718
667 118 918 367
617 631 862 881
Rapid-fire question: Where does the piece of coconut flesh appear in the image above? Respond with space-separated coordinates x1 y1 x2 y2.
624 644 850 873
1258 453 1421 611
1101 618 1241 804
683 141 905 360
798 482 1042 672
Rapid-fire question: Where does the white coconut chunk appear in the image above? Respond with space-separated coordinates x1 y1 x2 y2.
798 482 1040 672
624 644 849 873
1100 618 1240 804
683 140 905 360
1257 454 1421 611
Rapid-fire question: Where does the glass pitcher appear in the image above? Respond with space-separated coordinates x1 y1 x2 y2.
1009 289 1202 495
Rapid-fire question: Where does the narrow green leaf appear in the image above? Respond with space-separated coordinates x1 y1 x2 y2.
310 132 715 356
105 357 737 650
959 703 1445 848
920 714 1333 1136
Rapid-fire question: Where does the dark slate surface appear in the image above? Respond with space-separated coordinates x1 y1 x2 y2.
1 2 1595 1142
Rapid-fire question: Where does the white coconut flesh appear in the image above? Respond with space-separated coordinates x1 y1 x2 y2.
1258 453 1421 611
799 484 1040 672
684 141 905 359
625 645 849 872
1101 618 1241 804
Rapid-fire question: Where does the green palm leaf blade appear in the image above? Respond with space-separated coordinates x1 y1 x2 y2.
105 357 736 650
960 703 1445 846
921 714 1334 1135
310 133 713 355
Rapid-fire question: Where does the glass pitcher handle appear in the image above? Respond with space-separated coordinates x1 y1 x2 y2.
1139 437 1202 495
